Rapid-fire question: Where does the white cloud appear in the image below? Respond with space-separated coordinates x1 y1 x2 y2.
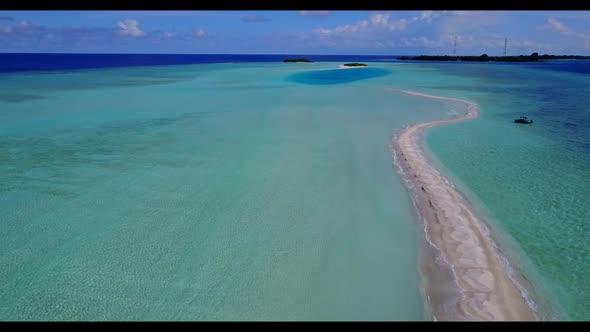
388 17 419 31
316 11 441 39
298 11 331 17
370 13 390 27
437 11 500 39
303 10 590 55
419 11 445 23
0 20 33 34
194 29 206 39
536 17 590 53
367 13 418 31
117 19 145 37
401 36 440 48
420 11 434 23
242 15 270 23
16 20 34 30
317 20 369 38
545 17 571 34
451 11 484 17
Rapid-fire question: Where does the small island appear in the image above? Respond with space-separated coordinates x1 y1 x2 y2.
397 53 590 63
283 58 314 63
342 63 368 67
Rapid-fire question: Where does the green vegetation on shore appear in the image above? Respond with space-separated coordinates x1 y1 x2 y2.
397 53 590 62
342 63 368 67
283 58 314 63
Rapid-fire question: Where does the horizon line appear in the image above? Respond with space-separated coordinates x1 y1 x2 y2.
2 52 590 57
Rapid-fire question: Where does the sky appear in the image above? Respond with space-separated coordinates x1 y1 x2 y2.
1 10 590 55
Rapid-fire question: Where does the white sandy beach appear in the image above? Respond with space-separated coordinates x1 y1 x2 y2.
389 89 537 321
337 64 368 69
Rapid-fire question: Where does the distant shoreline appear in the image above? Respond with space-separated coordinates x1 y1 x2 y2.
389 88 538 321
397 54 590 62
2 53 589 74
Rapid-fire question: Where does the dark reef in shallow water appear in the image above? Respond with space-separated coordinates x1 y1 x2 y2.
342 63 368 67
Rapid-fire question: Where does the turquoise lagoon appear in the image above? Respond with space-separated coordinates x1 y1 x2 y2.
1 60 589 320
420 62 590 320
0 62 457 320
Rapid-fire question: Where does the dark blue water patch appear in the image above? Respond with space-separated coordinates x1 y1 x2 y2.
413 61 590 164
519 60 590 75
0 53 405 73
398 60 584 75
399 59 590 76
286 68 391 85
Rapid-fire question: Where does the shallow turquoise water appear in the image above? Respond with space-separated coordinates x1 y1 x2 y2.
3 61 588 321
419 63 590 320
0 62 462 320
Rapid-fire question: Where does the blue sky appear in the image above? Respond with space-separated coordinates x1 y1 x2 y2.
1 11 589 55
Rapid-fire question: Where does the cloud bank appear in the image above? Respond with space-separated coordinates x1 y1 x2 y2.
0 11 589 55
118 19 145 37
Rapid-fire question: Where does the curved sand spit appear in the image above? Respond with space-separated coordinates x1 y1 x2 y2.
389 89 537 321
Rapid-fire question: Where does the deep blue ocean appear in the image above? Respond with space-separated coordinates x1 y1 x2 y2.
3 53 589 75
0 53 403 73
